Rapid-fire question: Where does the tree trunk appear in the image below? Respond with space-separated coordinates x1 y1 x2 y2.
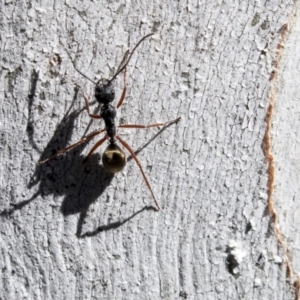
1 0 299 299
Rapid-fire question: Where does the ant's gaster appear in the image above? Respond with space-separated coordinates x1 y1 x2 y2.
38 34 181 210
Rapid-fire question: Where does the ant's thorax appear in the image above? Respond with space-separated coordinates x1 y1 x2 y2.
95 80 117 139
100 103 117 138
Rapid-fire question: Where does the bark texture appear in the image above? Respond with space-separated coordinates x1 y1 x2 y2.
0 0 299 299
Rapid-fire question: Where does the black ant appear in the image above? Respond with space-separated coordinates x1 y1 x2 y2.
38 33 181 211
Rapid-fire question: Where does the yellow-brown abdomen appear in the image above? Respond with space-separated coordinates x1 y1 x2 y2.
102 144 127 173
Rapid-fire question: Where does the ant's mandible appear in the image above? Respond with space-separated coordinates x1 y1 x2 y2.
38 33 181 211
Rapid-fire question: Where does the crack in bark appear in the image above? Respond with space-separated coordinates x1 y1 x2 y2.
263 6 300 299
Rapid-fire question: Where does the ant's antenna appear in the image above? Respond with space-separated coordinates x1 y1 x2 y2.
107 33 154 85
62 33 154 86
62 43 97 85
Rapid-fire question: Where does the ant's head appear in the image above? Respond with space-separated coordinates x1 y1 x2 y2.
94 33 154 105
67 34 153 105
95 79 115 104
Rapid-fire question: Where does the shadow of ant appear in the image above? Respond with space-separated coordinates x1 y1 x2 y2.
2 63 178 237
1 69 157 237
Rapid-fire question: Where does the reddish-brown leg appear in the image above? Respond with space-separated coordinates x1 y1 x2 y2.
76 84 102 119
116 67 127 109
118 117 181 129
38 129 105 165
116 135 160 211
84 135 108 161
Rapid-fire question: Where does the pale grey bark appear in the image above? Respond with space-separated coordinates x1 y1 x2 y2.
273 2 300 281
0 0 299 299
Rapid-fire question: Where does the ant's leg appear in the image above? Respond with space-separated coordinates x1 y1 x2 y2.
116 135 160 211
118 117 181 129
84 135 108 161
116 67 127 109
76 84 102 120
38 130 105 165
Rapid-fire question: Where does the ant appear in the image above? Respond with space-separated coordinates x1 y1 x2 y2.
38 33 181 211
